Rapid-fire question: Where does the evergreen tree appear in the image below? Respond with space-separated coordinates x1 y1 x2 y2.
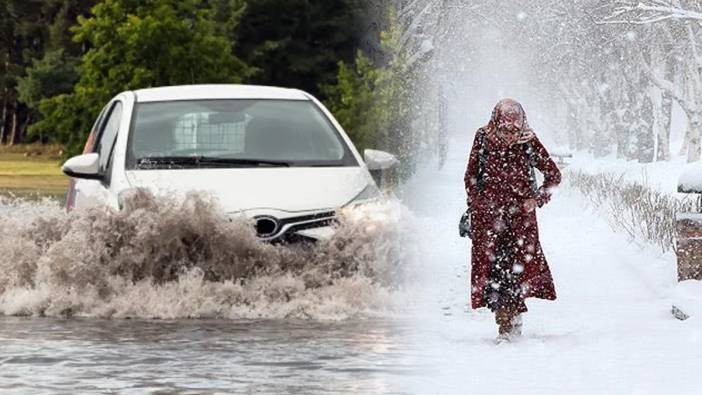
0 2 17 144
324 12 415 178
32 0 250 157
1 0 94 144
2 0 379 153
0 0 46 144
234 0 363 99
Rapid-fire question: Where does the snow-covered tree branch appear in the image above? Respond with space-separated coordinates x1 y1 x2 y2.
601 1 702 25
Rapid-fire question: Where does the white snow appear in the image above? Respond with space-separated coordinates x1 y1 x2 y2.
568 151 692 195
672 280 702 320
678 161 702 193
676 212 702 221
400 135 702 394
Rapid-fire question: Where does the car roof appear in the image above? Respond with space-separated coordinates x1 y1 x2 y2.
133 84 311 103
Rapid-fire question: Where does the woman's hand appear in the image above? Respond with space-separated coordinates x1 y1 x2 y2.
517 129 535 144
523 198 537 212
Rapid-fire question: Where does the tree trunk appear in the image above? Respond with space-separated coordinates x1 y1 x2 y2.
9 104 20 145
657 44 675 161
657 92 672 161
0 96 7 145
687 110 701 162
680 118 691 156
19 113 31 143
437 85 448 169
566 106 581 150
9 102 28 145
638 93 655 163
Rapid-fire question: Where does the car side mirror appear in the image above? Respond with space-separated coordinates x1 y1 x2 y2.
364 149 399 171
62 153 102 180
364 149 399 190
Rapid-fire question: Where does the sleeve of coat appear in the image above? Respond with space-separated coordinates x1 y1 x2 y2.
530 136 561 207
464 129 483 207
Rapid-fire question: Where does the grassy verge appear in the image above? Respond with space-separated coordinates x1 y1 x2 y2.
0 144 69 198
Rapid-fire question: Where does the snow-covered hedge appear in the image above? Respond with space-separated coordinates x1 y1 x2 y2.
678 161 702 193
566 170 696 252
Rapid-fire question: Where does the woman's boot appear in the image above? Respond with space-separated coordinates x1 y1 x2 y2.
495 307 521 343
495 307 514 343
510 314 523 338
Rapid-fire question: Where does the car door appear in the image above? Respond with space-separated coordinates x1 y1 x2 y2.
73 100 124 209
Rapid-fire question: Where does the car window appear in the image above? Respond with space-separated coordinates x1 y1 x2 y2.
94 101 123 176
83 104 110 154
126 100 357 169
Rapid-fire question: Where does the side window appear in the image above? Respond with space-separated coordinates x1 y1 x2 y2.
94 101 123 177
83 105 109 154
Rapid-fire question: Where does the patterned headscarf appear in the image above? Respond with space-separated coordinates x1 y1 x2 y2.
485 98 535 145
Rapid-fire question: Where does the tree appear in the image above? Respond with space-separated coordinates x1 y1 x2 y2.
0 0 47 145
233 0 364 99
324 53 383 152
602 0 702 25
32 0 250 157
600 1 702 161
0 1 17 144
325 11 418 178
0 0 95 145
16 50 79 142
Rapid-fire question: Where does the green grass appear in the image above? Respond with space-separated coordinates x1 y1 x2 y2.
0 147 69 198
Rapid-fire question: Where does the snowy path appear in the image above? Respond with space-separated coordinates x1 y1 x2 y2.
402 138 702 394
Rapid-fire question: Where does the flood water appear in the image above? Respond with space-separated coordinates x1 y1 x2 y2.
0 193 425 394
0 317 420 394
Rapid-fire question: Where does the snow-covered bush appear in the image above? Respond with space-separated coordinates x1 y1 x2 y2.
566 170 695 252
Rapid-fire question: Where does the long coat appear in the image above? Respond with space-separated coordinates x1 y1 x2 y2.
464 128 561 311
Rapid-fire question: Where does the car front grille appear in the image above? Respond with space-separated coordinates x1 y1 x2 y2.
254 211 336 242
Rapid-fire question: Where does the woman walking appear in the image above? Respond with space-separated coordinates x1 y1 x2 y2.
464 99 561 343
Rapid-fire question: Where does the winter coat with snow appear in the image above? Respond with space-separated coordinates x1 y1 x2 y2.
464 127 561 311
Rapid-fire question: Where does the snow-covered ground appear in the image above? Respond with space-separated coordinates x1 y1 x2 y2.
401 135 702 394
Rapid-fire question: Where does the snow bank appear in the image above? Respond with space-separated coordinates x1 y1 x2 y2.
671 280 702 320
568 151 690 195
678 161 702 193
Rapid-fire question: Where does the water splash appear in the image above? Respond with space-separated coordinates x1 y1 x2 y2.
0 191 416 320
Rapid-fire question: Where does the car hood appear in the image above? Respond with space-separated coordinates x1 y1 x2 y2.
125 167 370 214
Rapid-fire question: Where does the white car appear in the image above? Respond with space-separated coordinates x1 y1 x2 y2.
62 84 398 242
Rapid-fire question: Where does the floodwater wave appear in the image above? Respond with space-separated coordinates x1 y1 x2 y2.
0 191 416 320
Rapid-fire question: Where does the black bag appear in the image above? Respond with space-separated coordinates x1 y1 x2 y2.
459 131 486 240
459 209 471 238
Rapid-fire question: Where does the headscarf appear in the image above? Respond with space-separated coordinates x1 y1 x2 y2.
484 98 535 146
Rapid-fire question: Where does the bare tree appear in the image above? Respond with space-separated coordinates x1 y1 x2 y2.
598 1 702 161
398 0 699 162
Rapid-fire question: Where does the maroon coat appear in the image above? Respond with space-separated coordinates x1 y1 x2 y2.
464 127 561 311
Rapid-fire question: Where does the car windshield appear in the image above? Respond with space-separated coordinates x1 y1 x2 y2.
126 99 357 169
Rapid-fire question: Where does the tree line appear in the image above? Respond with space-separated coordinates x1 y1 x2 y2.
391 0 702 164
524 0 702 163
0 0 424 171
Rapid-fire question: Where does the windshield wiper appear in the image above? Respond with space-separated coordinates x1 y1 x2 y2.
200 157 291 167
137 156 291 168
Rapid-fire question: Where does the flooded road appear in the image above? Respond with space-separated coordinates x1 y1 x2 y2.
0 194 423 394
0 317 420 394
